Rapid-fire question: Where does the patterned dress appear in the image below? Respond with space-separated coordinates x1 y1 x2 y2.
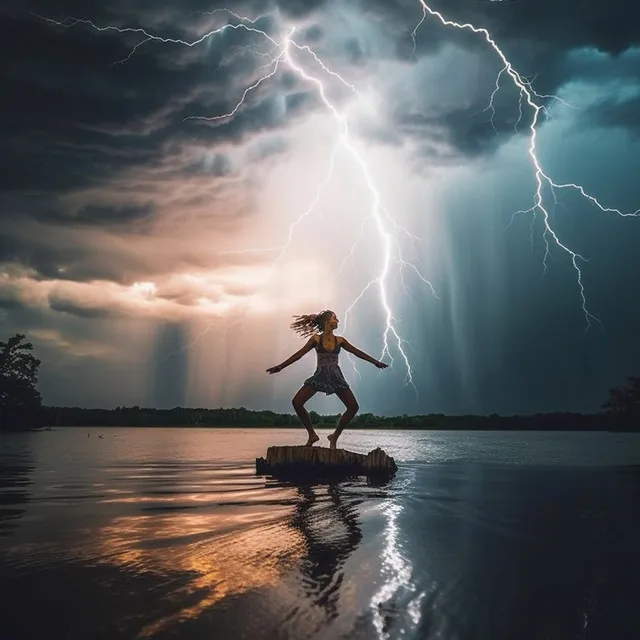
304 335 350 395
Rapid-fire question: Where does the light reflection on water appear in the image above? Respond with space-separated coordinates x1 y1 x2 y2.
371 469 426 638
0 427 639 639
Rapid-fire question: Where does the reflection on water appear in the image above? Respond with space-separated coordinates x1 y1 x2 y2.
0 427 639 640
371 469 427 638
86 464 306 638
0 427 380 639
287 482 364 623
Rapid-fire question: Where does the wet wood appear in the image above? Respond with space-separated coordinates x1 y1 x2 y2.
255 445 397 479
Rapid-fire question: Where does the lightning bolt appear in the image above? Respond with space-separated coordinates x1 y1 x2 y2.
413 2 640 330
284 37 428 387
38 9 434 391
191 26 429 389
34 10 277 67
36 2 640 395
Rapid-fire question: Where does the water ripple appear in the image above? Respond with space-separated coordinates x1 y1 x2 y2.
1 428 639 640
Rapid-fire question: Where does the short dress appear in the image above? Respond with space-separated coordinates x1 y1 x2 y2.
304 335 351 395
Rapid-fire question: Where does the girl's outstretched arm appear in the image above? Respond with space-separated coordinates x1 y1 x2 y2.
266 336 316 374
340 338 388 369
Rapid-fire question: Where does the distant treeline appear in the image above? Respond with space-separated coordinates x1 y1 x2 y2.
22 405 637 431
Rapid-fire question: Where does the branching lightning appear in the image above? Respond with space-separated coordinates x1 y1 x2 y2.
414 2 640 330
37 1 640 393
37 7 433 390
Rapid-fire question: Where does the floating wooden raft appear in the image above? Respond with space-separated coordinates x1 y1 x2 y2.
255 445 397 478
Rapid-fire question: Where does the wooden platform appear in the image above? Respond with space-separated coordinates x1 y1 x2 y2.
255 445 397 479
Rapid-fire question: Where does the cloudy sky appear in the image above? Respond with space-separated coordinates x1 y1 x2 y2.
1 0 639 416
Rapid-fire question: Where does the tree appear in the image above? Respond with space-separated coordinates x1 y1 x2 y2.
602 376 640 417
0 334 42 410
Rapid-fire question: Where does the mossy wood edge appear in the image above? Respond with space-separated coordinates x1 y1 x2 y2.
256 445 397 478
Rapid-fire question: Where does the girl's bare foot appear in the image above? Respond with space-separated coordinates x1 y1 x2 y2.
305 433 320 446
327 432 339 450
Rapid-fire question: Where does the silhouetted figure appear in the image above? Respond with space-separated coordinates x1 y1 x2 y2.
267 310 388 448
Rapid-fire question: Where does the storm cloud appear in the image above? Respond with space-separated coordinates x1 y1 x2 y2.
1 0 639 414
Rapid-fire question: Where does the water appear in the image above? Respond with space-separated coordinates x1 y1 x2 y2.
1 427 639 640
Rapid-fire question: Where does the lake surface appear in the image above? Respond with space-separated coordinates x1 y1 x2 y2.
1 427 639 640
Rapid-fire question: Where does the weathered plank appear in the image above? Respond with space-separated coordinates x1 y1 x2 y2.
255 445 397 478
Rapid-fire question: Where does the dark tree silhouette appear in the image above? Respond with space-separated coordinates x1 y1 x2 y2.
0 334 42 430
602 376 640 417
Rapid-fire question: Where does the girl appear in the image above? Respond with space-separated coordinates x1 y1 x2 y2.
266 310 388 448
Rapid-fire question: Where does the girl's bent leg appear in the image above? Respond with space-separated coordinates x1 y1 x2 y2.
328 388 359 449
292 385 319 446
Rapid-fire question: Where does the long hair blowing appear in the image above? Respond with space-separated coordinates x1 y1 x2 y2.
290 310 334 338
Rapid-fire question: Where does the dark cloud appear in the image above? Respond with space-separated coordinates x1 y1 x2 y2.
48 296 114 318
0 0 340 227
393 104 512 157
47 202 156 227
285 91 316 116
183 152 234 176
344 37 367 65
583 94 640 134
0 0 635 228
355 0 640 156
0 0 632 221
0 230 153 285
0 10 245 181
2 0 636 212
0 235 64 281
1 0 639 414
363 0 640 58
300 24 324 44
0 290 24 310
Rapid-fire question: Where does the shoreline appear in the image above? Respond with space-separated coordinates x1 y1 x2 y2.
27 424 637 433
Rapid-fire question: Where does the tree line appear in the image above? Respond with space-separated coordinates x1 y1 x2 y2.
1 333 639 431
